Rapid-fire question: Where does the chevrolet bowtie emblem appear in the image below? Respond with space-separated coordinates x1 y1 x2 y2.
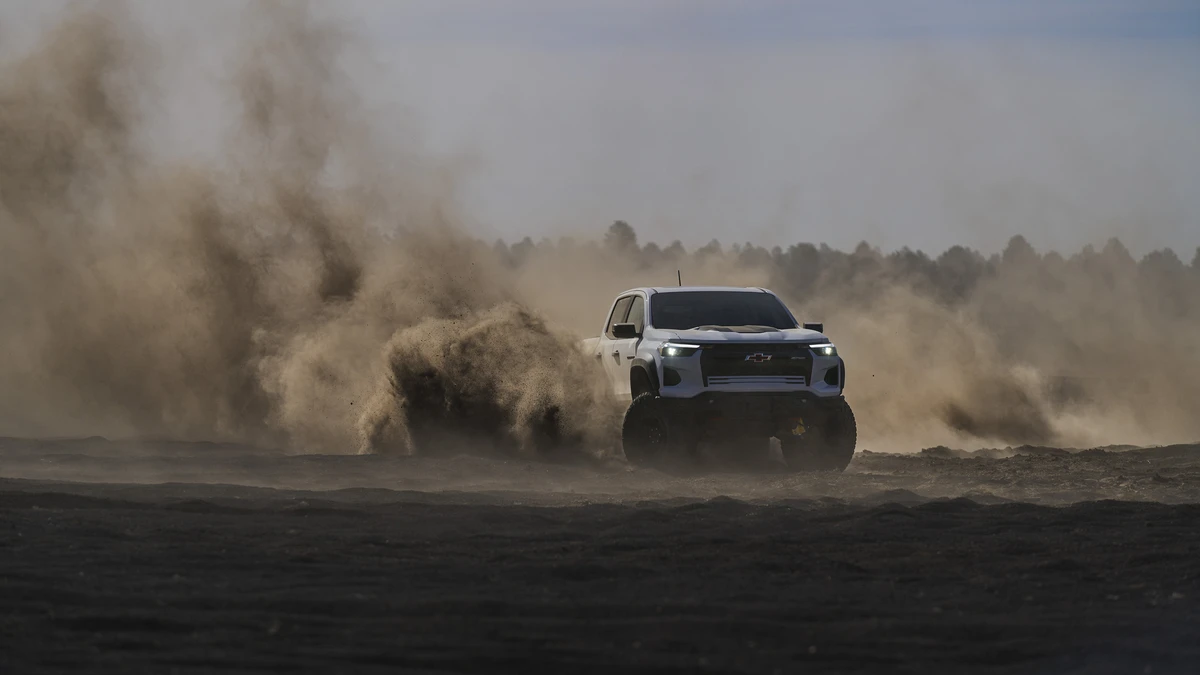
745 353 772 363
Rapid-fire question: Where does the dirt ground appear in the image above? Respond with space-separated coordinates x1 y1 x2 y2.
2 438 1199 674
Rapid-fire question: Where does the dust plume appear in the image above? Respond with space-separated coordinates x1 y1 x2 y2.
360 303 619 457
0 3 616 458
0 4 1196 458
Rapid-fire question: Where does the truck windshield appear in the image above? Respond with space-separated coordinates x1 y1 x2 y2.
650 292 798 330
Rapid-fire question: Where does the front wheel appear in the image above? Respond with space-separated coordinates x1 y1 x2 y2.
621 392 673 467
779 396 857 472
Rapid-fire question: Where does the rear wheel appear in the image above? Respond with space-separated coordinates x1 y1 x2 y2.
621 393 673 467
779 396 857 472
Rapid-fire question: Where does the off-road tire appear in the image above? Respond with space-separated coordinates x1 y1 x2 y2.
621 392 673 467
779 396 857 472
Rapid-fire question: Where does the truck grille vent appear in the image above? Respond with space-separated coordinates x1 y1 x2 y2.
707 376 807 387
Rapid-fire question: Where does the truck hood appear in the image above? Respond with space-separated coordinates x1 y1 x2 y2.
651 327 828 343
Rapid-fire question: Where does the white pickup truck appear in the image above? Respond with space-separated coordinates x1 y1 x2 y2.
583 286 856 471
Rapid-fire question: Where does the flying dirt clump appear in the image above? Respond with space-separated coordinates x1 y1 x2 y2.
358 303 622 458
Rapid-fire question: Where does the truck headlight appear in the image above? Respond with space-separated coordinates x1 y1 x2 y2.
659 343 700 358
811 343 837 357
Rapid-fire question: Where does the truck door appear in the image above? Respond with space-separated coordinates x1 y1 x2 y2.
614 295 646 398
598 295 635 398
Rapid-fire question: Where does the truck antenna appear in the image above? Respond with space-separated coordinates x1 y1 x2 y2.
677 270 682 287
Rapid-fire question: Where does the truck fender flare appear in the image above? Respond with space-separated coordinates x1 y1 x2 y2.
629 357 660 396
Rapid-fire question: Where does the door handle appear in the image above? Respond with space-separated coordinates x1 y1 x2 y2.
611 349 621 358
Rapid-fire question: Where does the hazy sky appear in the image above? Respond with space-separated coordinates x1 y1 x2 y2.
9 0 1200 255
360 0 1200 255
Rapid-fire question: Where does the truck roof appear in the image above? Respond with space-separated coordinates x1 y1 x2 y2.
621 286 771 295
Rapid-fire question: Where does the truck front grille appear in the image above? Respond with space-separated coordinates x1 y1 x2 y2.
700 344 813 386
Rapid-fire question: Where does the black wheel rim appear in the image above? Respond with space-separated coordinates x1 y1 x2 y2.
642 417 666 447
631 414 667 454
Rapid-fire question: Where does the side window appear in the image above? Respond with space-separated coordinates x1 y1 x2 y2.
606 296 634 338
627 295 645 334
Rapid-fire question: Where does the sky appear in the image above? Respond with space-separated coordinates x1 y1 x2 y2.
351 0 1200 256
7 0 1200 256
355 0 1200 43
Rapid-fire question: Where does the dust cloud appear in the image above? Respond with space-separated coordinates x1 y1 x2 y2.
0 4 1196 458
0 3 617 458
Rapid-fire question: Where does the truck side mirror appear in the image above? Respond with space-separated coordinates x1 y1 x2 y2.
803 322 824 333
612 323 640 339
